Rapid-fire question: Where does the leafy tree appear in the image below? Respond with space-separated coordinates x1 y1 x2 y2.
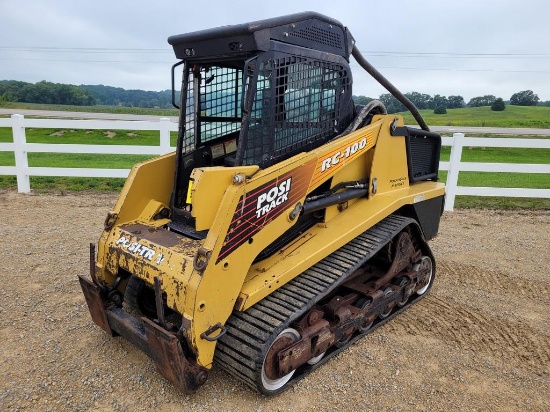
432 94 448 110
0 80 27 101
468 95 496 107
433 106 447 114
0 80 96 105
81 84 173 108
510 90 539 106
352 95 375 105
20 81 54 104
404 92 433 110
447 95 465 109
378 93 406 113
491 98 505 111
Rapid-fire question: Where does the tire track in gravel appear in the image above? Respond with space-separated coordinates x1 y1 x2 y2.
398 294 550 370
437 261 550 300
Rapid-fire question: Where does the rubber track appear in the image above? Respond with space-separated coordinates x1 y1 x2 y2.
214 214 433 393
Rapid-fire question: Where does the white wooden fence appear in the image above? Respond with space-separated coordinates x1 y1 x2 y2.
0 114 549 211
0 114 177 193
441 134 550 210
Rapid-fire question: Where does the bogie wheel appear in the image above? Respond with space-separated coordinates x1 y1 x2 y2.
124 275 157 317
393 277 410 307
414 256 433 295
334 333 352 349
260 328 300 393
356 297 374 333
378 305 393 320
378 287 394 320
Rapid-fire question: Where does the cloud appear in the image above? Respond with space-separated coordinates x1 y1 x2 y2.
1 0 549 100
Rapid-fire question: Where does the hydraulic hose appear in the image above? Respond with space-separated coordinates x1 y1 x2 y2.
351 46 430 132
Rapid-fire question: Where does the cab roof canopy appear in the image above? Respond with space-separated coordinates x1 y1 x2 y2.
167 11 354 61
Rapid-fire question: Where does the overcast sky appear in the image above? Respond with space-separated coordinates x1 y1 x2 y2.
1 0 549 102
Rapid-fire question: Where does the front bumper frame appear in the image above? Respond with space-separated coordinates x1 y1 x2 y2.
78 275 208 393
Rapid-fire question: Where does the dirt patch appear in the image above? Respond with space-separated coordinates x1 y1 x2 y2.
0 191 548 411
104 131 116 138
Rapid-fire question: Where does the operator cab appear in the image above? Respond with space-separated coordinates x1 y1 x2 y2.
168 12 356 234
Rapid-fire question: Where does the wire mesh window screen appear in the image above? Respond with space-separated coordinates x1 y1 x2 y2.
243 56 349 167
181 68 196 154
200 66 242 142
181 65 243 154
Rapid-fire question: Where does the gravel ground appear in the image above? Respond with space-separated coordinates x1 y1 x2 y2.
0 190 548 411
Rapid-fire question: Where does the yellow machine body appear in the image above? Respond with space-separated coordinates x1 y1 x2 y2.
92 114 443 367
79 12 445 395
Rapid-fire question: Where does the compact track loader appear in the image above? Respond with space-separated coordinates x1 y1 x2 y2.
79 11 445 395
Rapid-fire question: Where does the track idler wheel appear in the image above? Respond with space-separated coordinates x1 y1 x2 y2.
260 328 301 393
414 255 433 295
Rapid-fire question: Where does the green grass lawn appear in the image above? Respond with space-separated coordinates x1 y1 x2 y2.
3 101 549 128
401 105 550 128
0 101 179 117
0 123 173 191
1 104 549 209
0 176 127 192
439 145 549 164
0 126 177 145
0 126 13 142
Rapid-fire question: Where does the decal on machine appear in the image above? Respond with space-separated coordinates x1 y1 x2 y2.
309 132 373 189
390 176 407 188
320 137 367 172
255 177 292 218
116 235 157 262
216 159 317 263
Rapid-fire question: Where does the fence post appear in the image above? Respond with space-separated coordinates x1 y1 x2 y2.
12 114 31 193
159 118 171 155
444 132 464 211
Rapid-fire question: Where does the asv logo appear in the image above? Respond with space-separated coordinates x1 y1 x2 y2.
256 178 292 218
115 236 156 261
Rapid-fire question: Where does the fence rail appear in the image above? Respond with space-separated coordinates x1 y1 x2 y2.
1 114 549 211
0 114 177 192
438 134 550 210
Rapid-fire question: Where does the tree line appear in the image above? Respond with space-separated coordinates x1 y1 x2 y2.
0 80 174 108
353 90 549 113
0 79 548 112
0 80 96 106
81 84 174 108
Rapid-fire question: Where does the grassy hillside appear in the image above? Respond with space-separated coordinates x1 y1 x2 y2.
3 102 550 128
1 102 548 208
400 105 550 128
0 102 178 117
